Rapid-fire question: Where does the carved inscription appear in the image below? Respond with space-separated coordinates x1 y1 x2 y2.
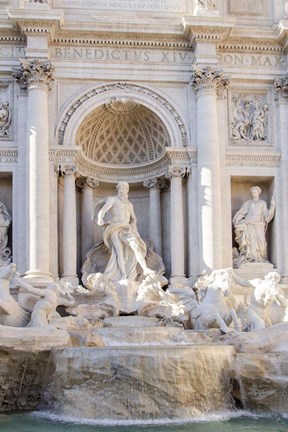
219 53 287 69
51 47 192 64
52 0 187 12
0 46 25 58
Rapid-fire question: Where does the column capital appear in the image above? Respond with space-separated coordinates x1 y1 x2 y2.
275 74 288 100
143 178 168 191
76 176 99 190
61 164 77 178
190 66 229 97
12 58 54 91
167 165 188 180
53 164 60 178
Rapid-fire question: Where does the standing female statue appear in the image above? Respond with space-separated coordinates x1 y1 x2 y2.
233 187 275 267
0 202 12 263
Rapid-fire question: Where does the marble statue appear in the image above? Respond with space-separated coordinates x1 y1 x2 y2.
231 97 268 142
232 99 251 140
0 102 11 137
233 186 275 267
19 281 75 327
136 273 191 327
67 273 120 321
250 102 268 141
96 181 154 281
0 202 12 265
194 0 218 15
244 272 287 331
0 263 31 326
192 268 241 333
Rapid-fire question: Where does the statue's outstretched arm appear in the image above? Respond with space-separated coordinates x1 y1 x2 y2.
97 198 114 226
13 274 42 293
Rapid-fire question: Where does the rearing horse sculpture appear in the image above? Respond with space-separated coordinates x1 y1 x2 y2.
191 268 241 333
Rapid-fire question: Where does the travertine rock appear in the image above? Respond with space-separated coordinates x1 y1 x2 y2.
44 345 235 419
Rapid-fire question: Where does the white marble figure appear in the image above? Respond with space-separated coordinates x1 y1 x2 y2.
0 263 30 326
233 187 275 267
0 202 12 264
245 272 287 331
0 102 11 137
19 281 75 327
67 273 120 321
250 102 268 141
232 99 251 140
192 268 241 333
96 181 154 281
136 273 191 326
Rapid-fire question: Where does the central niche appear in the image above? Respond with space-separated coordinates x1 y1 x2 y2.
76 97 170 165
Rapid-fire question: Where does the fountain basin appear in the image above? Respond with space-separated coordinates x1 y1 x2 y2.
44 344 235 420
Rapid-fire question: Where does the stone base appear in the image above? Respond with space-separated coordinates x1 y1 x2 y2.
234 262 274 279
22 271 53 287
115 279 139 314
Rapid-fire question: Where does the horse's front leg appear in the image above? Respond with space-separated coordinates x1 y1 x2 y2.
214 312 230 334
228 308 241 332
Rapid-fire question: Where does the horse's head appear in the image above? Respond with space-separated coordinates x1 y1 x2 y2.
206 268 233 297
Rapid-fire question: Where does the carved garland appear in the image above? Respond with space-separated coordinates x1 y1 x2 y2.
57 82 188 147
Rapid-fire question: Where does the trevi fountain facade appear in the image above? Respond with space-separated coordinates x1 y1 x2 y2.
0 0 288 428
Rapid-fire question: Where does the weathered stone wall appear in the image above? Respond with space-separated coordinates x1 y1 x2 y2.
0 348 50 412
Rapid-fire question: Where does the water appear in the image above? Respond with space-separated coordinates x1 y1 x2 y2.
45 345 235 419
1 411 288 432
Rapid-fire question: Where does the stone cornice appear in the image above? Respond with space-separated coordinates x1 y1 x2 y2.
182 16 236 45
49 147 195 183
7 9 63 40
51 32 191 49
218 40 284 54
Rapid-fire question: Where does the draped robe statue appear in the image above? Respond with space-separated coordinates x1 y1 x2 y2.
233 186 275 267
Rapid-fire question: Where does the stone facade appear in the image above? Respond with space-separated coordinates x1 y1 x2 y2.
0 0 288 286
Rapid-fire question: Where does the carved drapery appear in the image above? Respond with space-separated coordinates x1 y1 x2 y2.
12 59 54 91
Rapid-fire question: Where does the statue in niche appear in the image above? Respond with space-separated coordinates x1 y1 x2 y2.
96 181 155 282
0 202 12 265
0 102 11 137
231 96 269 142
233 186 275 268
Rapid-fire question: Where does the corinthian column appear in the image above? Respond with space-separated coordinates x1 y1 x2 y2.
77 177 99 263
191 66 229 272
61 165 78 286
143 178 167 256
167 165 187 284
275 75 288 280
13 59 54 282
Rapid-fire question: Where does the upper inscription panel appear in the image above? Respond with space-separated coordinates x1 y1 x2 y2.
52 0 188 13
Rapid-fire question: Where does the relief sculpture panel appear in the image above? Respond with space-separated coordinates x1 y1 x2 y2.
229 91 271 146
